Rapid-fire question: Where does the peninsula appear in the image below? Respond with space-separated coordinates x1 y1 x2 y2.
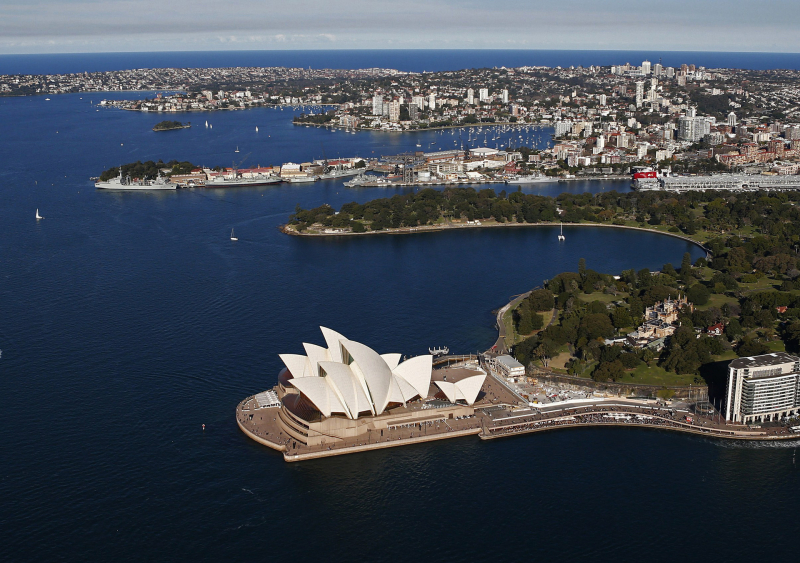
242 183 800 461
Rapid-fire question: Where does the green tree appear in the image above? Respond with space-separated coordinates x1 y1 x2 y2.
611 308 632 329
527 289 555 312
737 338 770 357
580 313 615 340
686 284 710 307
592 360 625 382
680 252 693 280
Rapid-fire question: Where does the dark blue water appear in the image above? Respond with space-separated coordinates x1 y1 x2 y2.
1 92 797 562
3 49 800 75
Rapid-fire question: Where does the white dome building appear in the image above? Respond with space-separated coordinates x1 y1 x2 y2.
264 327 486 450
280 327 433 419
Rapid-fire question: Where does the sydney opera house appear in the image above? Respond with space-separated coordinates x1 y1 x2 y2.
249 327 486 450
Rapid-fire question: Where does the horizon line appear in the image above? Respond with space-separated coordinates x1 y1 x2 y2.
3 47 800 57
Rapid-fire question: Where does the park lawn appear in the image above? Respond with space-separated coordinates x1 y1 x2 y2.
696 266 716 282
766 340 787 352
739 277 780 292
697 293 739 311
625 363 699 386
544 344 573 373
549 351 572 370
577 291 626 304
715 350 739 362
539 308 555 331
502 308 516 345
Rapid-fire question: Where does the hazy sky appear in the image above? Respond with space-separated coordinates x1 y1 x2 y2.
2 0 800 54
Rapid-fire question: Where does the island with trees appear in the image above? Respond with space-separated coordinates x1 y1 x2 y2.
152 120 190 132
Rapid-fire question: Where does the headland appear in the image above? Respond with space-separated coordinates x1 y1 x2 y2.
238 324 800 463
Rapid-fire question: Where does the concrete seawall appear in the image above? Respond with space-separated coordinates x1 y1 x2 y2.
531 371 708 400
283 427 481 462
480 419 796 442
236 413 287 453
283 221 711 255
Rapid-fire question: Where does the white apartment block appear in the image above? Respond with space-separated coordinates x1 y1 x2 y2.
726 353 800 424
372 95 383 116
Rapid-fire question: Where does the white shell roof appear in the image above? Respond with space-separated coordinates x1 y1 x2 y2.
279 354 311 379
392 355 433 398
281 327 434 419
434 374 485 406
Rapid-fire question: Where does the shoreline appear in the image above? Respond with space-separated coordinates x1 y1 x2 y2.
479 416 797 442
282 221 711 254
236 398 798 463
294 119 550 134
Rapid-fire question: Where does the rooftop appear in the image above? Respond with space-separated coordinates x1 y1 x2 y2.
496 355 524 369
729 352 800 370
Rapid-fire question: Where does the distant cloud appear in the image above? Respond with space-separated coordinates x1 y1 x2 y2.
1 0 800 54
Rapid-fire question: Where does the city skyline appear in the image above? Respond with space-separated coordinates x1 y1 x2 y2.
3 0 800 55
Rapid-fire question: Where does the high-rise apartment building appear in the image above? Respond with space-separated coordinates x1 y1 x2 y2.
388 100 400 122
372 95 383 116
479 88 490 102
726 353 800 424
678 113 712 142
635 81 645 108
641 60 651 75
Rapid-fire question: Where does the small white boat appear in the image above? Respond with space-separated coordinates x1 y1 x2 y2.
35 209 43 220
205 120 208 128
235 146 240 153
558 222 565 241
230 228 238 241
255 126 259 132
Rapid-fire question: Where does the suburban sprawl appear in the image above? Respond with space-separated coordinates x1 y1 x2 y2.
11 60 800 190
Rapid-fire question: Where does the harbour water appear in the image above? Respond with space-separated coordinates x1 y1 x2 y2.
1 84 798 561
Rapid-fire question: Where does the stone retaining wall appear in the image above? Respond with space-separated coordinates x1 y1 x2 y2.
532 370 707 399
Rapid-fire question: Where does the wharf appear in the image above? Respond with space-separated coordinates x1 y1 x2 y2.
358 179 506 188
